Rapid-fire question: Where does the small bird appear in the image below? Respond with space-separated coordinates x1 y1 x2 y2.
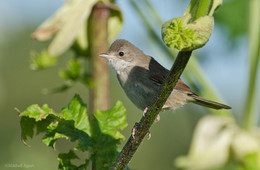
100 39 231 112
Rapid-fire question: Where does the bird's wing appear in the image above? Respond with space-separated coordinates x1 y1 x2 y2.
148 57 193 93
148 57 169 86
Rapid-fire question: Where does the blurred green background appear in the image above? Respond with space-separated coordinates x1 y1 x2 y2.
0 0 256 169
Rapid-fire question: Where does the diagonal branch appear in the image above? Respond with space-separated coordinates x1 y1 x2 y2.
110 51 192 170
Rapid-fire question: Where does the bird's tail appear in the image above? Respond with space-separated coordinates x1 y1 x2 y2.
191 95 231 110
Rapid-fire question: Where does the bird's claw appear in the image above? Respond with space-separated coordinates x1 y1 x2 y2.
143 107 149 116
147 131 151 140
155 114 160 122
131 122 139 139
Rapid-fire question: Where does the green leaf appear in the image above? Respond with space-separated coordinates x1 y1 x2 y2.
20 116 35 141
91 101 127 169
95 101 127 140
43 58 94 94
208 0 222 16
19 94 127 169
184 0 222 21
59 58 94 87
107 4 123 43
74 2 123 55
42 95 93 149
19 104 57 146
58 150 80 170
30 50 57 70
243 152 260 170
162 0 222 51
60 59 81 80
20 104 55 121
162 14 214 51
32 0 98 56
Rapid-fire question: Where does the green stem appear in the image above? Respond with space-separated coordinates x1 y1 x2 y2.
88 3 110 114
243 0 260 130
194 0 213 20
185 0 214 22
110 51 192 170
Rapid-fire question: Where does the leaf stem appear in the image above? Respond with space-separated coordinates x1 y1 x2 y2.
194 0 213 20
243 0 260 130
110 51 192 170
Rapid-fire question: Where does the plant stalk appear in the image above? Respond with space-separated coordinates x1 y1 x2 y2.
243 0 260 130
88 3 110 114
88 3 110 169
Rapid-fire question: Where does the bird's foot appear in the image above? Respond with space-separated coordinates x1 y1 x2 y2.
131 122 139 139
155 114 160 122
146 131 151 140
142 107 149 116
131 123 151 140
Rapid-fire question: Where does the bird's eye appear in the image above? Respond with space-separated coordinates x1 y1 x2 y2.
119 51 124 57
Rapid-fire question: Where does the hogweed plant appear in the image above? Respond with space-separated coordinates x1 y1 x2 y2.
18 0 260 169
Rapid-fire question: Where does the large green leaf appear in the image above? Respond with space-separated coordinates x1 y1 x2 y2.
19 94 127 169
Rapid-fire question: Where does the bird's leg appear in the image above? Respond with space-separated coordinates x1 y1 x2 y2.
139 106 156 139
131 122 139 139
143 106 160 122
147 131 151 140
155 114 160 122
131 122 151 140
142 107 149 116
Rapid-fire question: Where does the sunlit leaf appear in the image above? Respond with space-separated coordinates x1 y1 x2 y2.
162 14 214 51
95 101 127 140
184 0 222 21
32 0 98 56
30 50 57 70
74 3 123 55
107 4 123 43
19 94 127 169
59 59 81 80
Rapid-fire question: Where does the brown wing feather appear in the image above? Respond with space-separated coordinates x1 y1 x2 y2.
148 57 193 93
175 79 193 94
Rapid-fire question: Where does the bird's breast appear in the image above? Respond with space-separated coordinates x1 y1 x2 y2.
117 71 159 110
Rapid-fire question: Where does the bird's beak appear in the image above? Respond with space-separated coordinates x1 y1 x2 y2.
99 53 109 58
